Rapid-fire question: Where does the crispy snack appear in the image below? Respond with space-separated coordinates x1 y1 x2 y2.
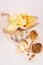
17 40 29 53
3 13 38 35
31 43 42 53
19 14 38 29
27 53 30 56
29 54 35 60
31 54 35 58
29 30 38 41
27 23 39 29
21 40 29 50
29 58 32 60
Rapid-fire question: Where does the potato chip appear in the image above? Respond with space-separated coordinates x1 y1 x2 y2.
3 13 38 34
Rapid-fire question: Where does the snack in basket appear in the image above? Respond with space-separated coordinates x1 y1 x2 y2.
3 13 38 35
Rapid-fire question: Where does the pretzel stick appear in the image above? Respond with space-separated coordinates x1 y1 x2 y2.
1 12 10 16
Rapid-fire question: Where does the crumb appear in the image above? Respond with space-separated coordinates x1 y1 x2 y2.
27 50 30 52
27 53 30 56
29 58 32 60
31 54 35 58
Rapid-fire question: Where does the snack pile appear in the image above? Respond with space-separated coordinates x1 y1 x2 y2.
3 13 37 34
9 14 37 29
2 13 43 60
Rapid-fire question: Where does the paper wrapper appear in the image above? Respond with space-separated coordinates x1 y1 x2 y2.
1 13 39 42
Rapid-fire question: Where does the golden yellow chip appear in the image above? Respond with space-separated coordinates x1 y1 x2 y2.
25 16 37 28
8 13 38 31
